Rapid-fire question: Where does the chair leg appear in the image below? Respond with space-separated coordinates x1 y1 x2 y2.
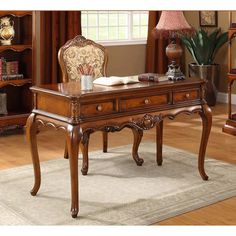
156 120 163 166
103 131 108 153
64 142 69 159
81 132 90 175
65 132 90 175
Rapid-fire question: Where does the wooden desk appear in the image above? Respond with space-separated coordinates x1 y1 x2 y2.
26 78 212 218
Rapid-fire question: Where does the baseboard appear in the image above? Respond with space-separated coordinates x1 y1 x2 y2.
217 92 236 105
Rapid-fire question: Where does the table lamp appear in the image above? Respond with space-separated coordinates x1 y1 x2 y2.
152 11 194 81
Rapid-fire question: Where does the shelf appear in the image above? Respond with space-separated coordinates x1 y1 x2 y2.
0 11 34 130
223 12 236 136
0 11 32 17
0 44 32 53
0 112 30 127
0 78 32 88
0 111 30 118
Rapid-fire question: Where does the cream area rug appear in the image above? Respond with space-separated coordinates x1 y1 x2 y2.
0 142 236 225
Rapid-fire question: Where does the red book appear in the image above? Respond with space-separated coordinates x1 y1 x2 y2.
6 61 19 75
1 74 24 81
138 73 169 82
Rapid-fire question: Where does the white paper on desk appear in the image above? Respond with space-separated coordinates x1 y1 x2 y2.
93 75 139 86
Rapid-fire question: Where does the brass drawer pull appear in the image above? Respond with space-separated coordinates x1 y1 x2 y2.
185 93 190 98
96 105 103 111
144 98 150 104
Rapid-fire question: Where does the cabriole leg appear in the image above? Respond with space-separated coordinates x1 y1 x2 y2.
66 124 81 218
26 113 41 196
198 104 212 180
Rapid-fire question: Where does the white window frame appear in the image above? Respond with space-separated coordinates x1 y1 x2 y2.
81 11 148 46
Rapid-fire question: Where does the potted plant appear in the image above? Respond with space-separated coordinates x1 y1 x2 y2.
181 28 228 106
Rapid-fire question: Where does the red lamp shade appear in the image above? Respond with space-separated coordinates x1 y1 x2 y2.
152 11 193 81
153 11 193 38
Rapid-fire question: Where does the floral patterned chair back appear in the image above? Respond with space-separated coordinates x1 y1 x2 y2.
58 35 108 82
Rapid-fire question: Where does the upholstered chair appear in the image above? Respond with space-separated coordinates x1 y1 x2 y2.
58 35 143 175
58 35 107 82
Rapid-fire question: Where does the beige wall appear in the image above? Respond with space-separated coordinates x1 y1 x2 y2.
106 44 146 76
185 11 236 94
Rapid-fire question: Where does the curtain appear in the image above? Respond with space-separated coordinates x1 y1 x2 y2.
39 11 82 84
145 11 168 74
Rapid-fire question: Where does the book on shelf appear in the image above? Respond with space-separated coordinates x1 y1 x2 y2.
0 74 24 81
0 57 7 77
138 73 169 82
0 57 23 81
93 75 140 86
6 61 19 75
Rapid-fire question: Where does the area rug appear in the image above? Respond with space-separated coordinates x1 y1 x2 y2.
0 142 235 225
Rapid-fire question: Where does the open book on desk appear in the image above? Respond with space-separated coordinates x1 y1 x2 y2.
93 75 139 86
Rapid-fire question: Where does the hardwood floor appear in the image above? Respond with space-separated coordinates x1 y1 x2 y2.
0 103 235 225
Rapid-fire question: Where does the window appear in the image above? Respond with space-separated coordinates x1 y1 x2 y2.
81 11 148 45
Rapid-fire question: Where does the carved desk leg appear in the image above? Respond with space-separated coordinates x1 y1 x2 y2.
156 120 163 166
198 104 212 180
26 113 41 196
132 127 144 166
65 130 91 176
66 124 81 218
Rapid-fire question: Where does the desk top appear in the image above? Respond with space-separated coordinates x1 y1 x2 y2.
31 77 204 98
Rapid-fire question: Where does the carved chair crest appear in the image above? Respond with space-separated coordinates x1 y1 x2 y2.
58 35 108 82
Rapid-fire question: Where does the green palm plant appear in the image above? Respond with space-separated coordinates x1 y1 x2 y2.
181 28 228 65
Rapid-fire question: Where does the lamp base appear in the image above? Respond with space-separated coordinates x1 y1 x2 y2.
166 61 185 81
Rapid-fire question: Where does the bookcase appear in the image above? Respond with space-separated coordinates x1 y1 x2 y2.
223 12 236 135
0 11 35 132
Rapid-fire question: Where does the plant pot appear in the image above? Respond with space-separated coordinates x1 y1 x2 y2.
188 63 220 106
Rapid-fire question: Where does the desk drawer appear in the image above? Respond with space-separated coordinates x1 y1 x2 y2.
120 94 168 111
173 89 199 103
80 100 115 117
